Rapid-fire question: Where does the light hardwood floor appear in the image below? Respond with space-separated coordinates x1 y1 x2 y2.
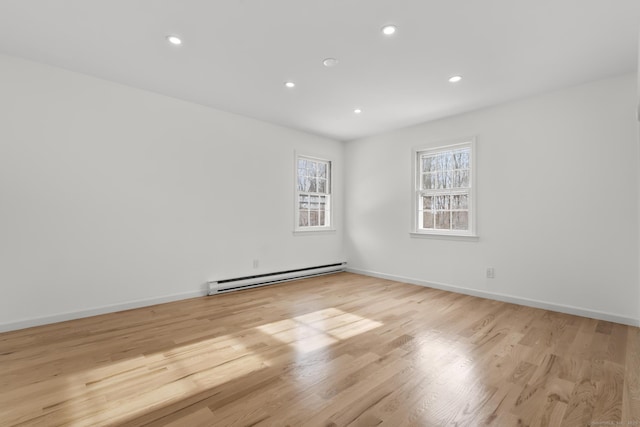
1 272 639 426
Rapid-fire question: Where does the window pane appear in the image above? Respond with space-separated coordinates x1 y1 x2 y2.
318 163 327 178
299 210 309 226
298 159 306 169
445 152 454 170
437 172 454 189
304 177 314 192
422 173 435 190
307 161 317 177
309 210 319 226
452 194 469 209
437 152 450 171
453 150 469 169
310 195 320 210
452 212 468 230
319 210 326 226
453 171 461 187
299 194 309 208
318 178 327 193
422 196 433 211
422 156 436 173
422 211 435 229
435 195 450 210
297 175 305 191
452 151 461 169
434 154 444 172
454 170 469 188
435 211 451 229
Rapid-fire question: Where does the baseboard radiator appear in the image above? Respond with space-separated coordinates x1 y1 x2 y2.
208 262 346 295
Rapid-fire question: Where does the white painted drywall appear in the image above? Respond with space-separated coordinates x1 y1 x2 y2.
345 74 640 324
0 53 344 330
2 52 638 331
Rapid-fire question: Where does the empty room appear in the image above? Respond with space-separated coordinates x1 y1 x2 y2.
1 1 640 426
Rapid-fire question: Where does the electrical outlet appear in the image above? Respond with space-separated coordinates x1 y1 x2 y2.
253 259 259 269
486 267 495 279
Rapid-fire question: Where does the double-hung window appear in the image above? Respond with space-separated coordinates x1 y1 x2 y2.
413 139 476 236
295 155 331 231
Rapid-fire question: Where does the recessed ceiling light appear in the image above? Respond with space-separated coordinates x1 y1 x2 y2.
284 81 296 88
166 35 182 46
381 25 397 36
448 75 463 83
323 58 339 67
354 108 362 114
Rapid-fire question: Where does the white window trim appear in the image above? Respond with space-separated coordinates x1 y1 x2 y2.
294 152 335 233
410 137 478 239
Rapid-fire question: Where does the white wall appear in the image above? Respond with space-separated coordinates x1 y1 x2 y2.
2 53 638 331
345 74 640 325
0 53 344 330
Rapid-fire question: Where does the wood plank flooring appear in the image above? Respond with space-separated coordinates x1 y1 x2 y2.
1 272 639 426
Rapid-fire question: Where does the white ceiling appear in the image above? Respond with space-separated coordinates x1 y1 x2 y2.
0 0 638 141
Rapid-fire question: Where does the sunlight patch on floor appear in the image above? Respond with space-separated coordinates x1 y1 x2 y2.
57 335 266 426
256 307 383 353
7 309 383 425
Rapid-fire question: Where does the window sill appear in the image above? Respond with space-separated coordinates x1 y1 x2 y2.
293 228 337 236
410 232 479 241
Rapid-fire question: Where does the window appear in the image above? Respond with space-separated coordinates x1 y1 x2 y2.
295 155 331 231
413 139 476 236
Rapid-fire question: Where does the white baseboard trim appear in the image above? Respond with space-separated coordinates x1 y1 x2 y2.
0 289 207 333
346 267 640 327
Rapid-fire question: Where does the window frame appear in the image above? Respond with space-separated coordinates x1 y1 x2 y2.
411 138 477 238
294 153 334 233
